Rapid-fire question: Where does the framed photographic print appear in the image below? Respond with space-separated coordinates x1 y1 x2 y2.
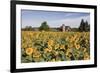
10 0 97 72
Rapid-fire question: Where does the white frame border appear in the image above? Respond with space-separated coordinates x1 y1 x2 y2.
16 4 94 69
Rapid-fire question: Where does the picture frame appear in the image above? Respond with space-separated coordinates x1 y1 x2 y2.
10 0 97 72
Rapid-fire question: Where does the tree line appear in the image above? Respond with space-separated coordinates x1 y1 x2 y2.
22 19 90 32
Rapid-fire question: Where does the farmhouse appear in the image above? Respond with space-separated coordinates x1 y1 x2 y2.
60 24 71 32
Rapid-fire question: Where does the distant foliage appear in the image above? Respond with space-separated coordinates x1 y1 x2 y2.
22 26 34 31
22 19 90 32
79 19 90 32
39 21 50 31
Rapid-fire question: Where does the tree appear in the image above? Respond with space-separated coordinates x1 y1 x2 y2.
24 26 33 31
79 19 90 32
84 21 89 31
87 24 90 31
39 21 50 31
79 19 85 32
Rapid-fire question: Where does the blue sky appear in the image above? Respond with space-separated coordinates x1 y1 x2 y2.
21 10 90 28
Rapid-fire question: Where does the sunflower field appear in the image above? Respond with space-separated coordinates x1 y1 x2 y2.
21 31 90 63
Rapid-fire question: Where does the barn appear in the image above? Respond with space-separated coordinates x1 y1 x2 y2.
60 24 71 32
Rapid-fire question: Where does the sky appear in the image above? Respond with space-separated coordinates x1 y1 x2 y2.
21 10 90 28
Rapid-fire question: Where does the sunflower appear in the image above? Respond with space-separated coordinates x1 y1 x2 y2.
54 44 59 50
33 51 41 58
60 45 65 50
33 48 38 53
66 49 72 58
53 51 59 56
67 48 72 53
66 51 69 56
44 47 52 53
51 59 56 62
47 39 54 46
84 52 90 60
25 48 33 55
44 48 49 53
75 44 80 50
65 37 68 41
83 48 87 52
85 39 88 43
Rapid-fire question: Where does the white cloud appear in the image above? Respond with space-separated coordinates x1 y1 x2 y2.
49 15 90 28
